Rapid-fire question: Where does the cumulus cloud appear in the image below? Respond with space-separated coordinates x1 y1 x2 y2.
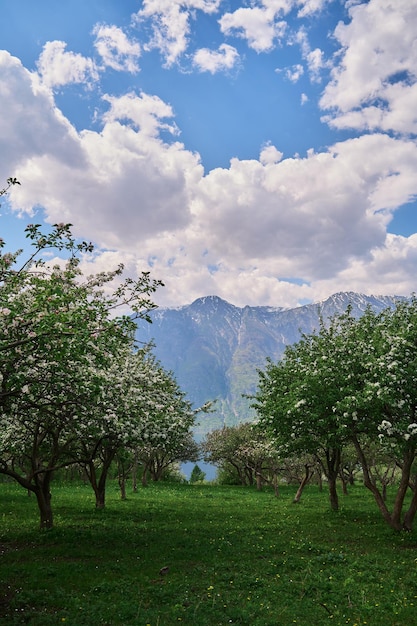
4 43 417 309
297 0 329 18
295 26 327 81
93 24 141 73
101 91 180 138
219 6 287 52
259 144 283 165
2 0 417 311
219 0 329 53
285 63 304 82
195 139 394 278
320 0 417 134
36 41 99 89
313 234 417 303
0 51 84 177
2 52 201 247
193 44 239 74
134 0 221 67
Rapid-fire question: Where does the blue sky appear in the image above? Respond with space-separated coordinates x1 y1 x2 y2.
1 0 417 308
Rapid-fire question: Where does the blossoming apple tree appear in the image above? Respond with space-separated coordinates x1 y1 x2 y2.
0 208 162 528
78 346 201 504
202 422 281 490
337 299 417 531
254 299 417 530
253 315 354 512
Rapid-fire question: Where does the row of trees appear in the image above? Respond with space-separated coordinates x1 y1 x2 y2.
201 422 398 503
0 180 203 528
252 300 417 531
2 180 417 533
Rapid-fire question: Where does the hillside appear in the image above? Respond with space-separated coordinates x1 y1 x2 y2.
135 292 403 436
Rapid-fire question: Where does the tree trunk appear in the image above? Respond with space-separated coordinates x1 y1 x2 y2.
273 472 279 498
293 464 312 504
117 460 127 500
0 467 54 529
391 450 415 529
150 459 165 481
339 472 348 495
85 448 115 509
328 475 339 512
34 473 54 530
352 435 406 531
119 476 127 500
402 485 417 531
132 450 138 493
321 448 341 512
95 488 106 509
317 471 323 491
245 466 254 486
142 463 149 487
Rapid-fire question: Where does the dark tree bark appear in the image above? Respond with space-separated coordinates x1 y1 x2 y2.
352 435 417 531
0 466 54 529
316 448 341 512
119 475 127 500
132 449 138 493
402 487 417 532
293 464 314 504
34 475 54 529
85 445 117 509
141 462 149 487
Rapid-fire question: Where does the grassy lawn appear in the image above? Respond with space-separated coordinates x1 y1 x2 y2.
0 480 416 625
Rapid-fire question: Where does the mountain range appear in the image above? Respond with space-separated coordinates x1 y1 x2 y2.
135 292 403 437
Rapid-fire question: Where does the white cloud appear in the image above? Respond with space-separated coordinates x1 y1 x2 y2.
0 51 84 177
2 41 417 310
219 6 287 52
93 24 141 73
36 41 99 89
297 0 329 18
101 91 180 138
1 53 202 247
134 0 221 67
320 0 417 134
193 44 239 74
285 63 304 82
313 234 417 302
259 144 283 165
218 0 329 53
295 27 327 81
193 134 417 286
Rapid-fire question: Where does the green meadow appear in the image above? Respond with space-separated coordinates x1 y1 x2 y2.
1 481 416 625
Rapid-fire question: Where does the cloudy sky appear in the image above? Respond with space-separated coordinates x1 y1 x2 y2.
1 0 417 309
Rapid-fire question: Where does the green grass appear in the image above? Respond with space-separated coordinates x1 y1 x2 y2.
1 481 417 625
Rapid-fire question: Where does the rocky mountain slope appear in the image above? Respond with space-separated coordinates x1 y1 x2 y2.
135 292 403 436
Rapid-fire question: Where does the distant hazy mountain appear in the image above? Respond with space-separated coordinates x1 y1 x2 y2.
135 292 403 437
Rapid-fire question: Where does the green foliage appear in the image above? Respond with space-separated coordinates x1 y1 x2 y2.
190 464 206 483
202 422 280 489
254 299 417 529
0 177 20 201
215 464 243 485
1 481 417 625
0 215 198 527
